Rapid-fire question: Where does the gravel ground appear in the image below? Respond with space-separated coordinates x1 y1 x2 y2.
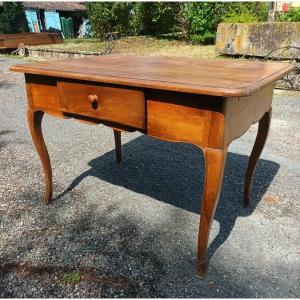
0 57 299 297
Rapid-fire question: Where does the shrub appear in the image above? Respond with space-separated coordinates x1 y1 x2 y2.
278 7 300 22
191 32 216 45
0 2 29 34
183 2 223 44
85 2 269 44
180 2 267 44
222 11 260 23
221 2 268 23
131 2 180 36
85 2 133 38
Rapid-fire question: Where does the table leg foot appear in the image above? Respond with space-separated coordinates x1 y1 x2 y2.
27 109 52 204
198 147 227 278
244 108 272 206
113 129 122 164
196 261 206 279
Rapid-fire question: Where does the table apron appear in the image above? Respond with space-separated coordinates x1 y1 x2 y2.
145 85 273 149
25 74 274 149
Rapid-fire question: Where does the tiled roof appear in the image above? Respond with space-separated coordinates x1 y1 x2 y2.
0 2 86 11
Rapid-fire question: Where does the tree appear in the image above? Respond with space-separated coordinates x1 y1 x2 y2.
182 2 225 44
85 2 133 38
0 2 29 34
132 2 180 36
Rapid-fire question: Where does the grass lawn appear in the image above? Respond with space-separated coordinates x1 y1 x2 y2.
30 36 221 59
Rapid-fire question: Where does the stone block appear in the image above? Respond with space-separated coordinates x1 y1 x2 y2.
216 22 300 58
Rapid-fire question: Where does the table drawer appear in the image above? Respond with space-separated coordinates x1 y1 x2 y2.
57 81 145 129
147 91 225 148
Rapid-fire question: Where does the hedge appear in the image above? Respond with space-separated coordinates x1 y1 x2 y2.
86 2 269 44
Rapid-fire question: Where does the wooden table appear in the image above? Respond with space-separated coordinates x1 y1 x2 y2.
10 56 294 278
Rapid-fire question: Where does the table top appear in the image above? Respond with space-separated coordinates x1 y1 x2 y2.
10 55 294 97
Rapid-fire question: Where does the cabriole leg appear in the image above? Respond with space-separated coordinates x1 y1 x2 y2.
244 108 272 206
27 109 52 204
198 147 227 278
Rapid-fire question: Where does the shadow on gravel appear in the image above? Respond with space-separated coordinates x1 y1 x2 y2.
0 80 14 89
55 135 280 265
0 197 167 297
0 129 14 136
0 129 14 149
0 135 281 297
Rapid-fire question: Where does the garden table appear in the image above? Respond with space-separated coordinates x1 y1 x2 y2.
10 56 294 278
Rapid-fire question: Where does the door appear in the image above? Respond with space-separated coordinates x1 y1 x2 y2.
25 10 40 32
44 11 62 31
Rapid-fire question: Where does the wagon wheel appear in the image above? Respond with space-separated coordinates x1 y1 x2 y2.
12 43 25 56
264 46 300 90
11 43 27 57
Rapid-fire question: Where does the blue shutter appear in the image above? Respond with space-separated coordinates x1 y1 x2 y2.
25 10 40 32
44 11 62 31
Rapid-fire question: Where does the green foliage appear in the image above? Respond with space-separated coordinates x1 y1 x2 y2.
182 2 224 44
132 2 179 36
221 2 268 23
175 3 190 40
191 32 216 45
0 2 29 34
85 2 269 44
278 7 300 22
181 2 268 44
85 2 133 38
63 271 81 284
222 12 259 23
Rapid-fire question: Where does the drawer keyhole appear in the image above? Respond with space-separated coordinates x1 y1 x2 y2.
88 94 98 109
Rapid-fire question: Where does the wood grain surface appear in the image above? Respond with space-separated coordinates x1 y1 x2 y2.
58 81 145 129
10 55 294 97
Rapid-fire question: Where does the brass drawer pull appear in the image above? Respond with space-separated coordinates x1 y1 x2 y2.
88 94 98 109
88 94 98 104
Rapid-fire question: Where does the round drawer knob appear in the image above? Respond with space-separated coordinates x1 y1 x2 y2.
88 94 98 104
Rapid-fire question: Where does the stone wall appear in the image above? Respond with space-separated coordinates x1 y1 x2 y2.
27 48 103 60
216 22 300 58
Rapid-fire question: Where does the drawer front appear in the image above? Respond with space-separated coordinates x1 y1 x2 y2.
25 75 62 116
58 81 145 129
147 91 226 148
